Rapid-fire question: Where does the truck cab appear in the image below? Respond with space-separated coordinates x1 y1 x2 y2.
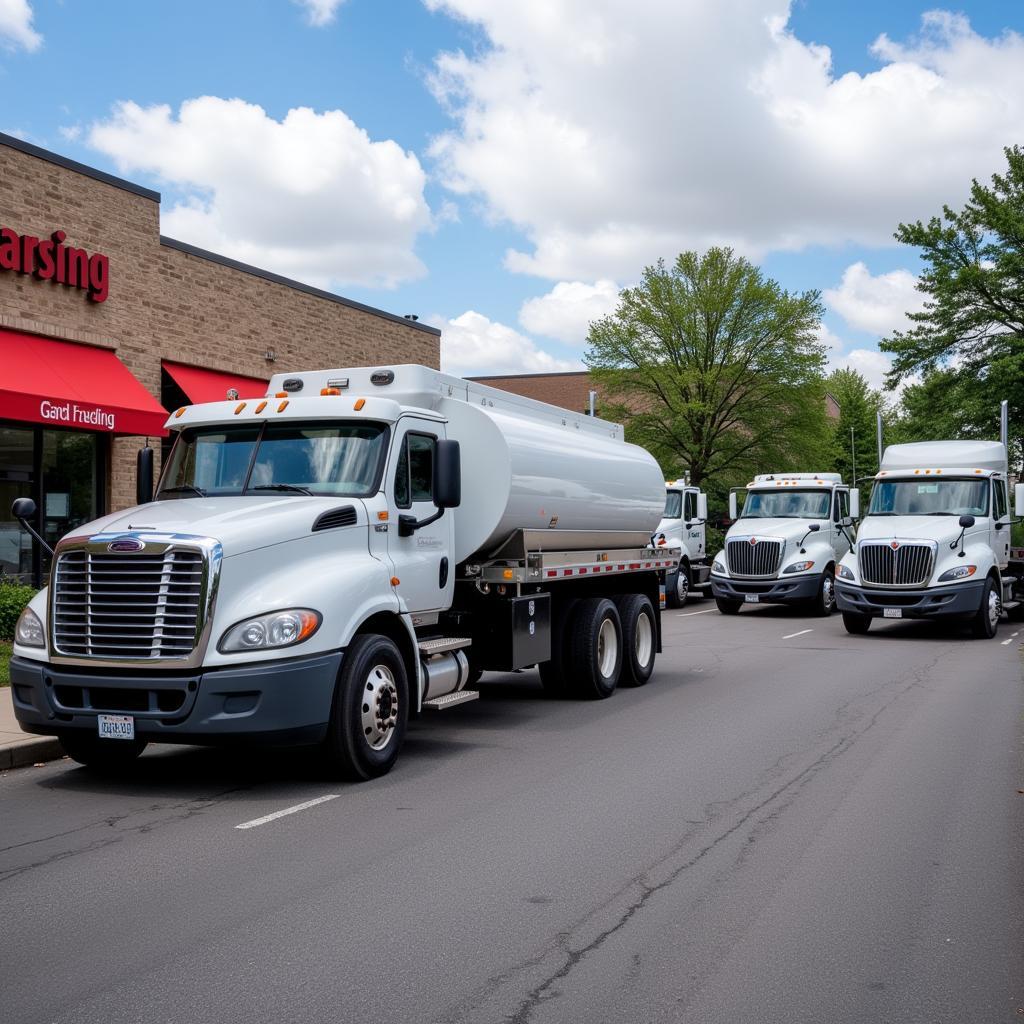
710 473 858 616
652 480 709 607
835 440 1024 638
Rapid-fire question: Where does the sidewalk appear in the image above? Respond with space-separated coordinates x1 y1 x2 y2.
0 688 65 770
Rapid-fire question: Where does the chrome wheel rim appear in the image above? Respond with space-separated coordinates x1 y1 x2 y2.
822 575 835 609
635 612 653 669
361 664 399 751
676 569 688 602
597 618 618 679
988 588 1000 629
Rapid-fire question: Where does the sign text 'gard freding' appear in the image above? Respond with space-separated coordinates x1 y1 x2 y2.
0 226 109 302
40 400 115 431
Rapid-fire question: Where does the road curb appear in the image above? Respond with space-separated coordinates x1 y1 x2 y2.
0 736 65 771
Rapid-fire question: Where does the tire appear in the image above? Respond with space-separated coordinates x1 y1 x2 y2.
842 610 871 635
810 569 836 617
971 576 1000 639
538 597 577 698
323 633 409 780
615 593 657 687
567 598 623 699
60 733 147 769
666 562 690 609
716 596 742 615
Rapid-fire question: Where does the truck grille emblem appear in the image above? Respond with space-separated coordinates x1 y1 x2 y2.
107 538 145 552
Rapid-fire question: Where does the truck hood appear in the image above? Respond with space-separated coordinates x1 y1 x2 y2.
855 516 975 548
728 518 825 542
61 496 368 557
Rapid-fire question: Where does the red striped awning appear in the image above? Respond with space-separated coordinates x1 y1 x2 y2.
0 328 168 436
163 361 268 405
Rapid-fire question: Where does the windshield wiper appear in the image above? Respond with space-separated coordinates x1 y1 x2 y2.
250 483 314 496
159 484 207 497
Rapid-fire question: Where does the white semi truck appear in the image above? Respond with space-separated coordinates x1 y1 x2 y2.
10 365 677 779
835 430 1024 638
652 480 710 607
710 473 859 616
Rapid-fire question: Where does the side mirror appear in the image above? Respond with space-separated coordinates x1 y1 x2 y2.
137 446 154 506
1015 483 1024 517
850 488 860 519
728 493 738 521
433 439 461 509
959 514 975 529
12 497 37 520
841 516 855 529
697 493 708 520
807 523 820 533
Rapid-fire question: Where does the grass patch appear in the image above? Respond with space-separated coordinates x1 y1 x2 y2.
0 642 11 687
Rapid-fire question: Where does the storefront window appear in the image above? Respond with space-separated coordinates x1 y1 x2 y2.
0 422 104 585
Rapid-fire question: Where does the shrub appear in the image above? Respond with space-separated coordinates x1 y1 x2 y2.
0 579 36 641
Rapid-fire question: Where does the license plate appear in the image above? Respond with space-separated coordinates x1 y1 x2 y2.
98 714 135 741
883 607 902 619
744 593 760 603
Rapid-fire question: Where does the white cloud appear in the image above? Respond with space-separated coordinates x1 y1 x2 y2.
518 279 620 344
824 262 926 337
829 347 894 391
88 97 432 289
425 2 1024 281
294 0 346 27
432 310 581 376
0 0 41 51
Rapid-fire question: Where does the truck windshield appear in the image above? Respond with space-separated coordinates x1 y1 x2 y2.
741 489 830 519
664 491 682 519
158 422 389 499
868 478 989 517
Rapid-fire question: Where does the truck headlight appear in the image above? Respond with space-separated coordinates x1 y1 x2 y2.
938 565 977 582
712 559 726 575
15 607 45 648
838 564 855 581
219 608 321 653
783 561 815 574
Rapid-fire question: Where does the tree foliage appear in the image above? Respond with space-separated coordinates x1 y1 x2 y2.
882 145 1024 464
824 368 885 482
585 249 829 498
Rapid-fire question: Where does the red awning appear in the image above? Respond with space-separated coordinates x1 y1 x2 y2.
0 328 169 436
163 361 268 405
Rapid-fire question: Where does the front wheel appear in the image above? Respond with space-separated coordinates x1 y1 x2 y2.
810 569 836 617
666 563 689 609
323 633 409 780
971 577 1000 639
60 733 148 769
716 596 742 615
842 610 871 635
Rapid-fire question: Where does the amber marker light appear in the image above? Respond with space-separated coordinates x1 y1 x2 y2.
390 576 400 586
234 402 247 415
354 398 366 410
174 408 186 418
502 569 514 580
255 400 267 414
320 387 341 396
377 511 389 521
277 400 289 412
275 391 288 398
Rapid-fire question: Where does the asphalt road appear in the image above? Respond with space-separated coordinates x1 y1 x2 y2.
1 600 1022 1024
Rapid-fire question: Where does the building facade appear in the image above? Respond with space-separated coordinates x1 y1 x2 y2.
0 133 439 583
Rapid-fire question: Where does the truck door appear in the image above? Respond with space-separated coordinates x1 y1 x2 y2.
386 419 455 614
832 488 852 561
684 488 704 558
992 477 1010 569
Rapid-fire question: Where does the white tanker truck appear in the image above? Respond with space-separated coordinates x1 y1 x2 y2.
10 365 674 780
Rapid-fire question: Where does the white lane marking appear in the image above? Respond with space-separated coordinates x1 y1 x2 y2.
1000 631 1019 647
678 608 718 616
235 794 340 830
782 629 814 640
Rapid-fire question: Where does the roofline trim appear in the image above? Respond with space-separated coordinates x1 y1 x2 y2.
159 236 441 336
0 131 161 202
466 370 588 381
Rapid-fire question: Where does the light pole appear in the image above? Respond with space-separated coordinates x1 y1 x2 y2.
851 425 856 483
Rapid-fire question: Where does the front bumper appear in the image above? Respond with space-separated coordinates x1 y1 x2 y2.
710 571 821 604
9 649 342 746
835 580 985 619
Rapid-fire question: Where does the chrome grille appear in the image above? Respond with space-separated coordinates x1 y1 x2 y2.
52 548 205 659
858 542 934 587
726 538 783 578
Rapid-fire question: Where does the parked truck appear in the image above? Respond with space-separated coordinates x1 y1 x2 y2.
9 365 677 779
652 480 710 607
710 473 859 616
835 425 1024 638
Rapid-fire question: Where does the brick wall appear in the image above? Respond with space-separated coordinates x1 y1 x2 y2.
0 139 439 513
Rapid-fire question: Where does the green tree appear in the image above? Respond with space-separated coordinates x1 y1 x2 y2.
585 248 829 497
825 368 885 482
881 145 1024 467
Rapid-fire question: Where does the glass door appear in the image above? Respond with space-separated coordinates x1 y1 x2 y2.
0 425 35 581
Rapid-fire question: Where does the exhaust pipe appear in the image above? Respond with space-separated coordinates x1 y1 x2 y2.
1000 399 1009 451
876 411 884 470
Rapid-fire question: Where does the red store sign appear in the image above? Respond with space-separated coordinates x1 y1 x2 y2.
0 226 109 302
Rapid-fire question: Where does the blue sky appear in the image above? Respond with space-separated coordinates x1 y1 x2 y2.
2 0 1022 384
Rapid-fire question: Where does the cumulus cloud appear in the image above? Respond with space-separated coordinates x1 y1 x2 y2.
88 97 432 289
425 2 1024 281
294 0 347 27
0 0 41 51
518 279 620 344
432 310 581 376
824 262 926 337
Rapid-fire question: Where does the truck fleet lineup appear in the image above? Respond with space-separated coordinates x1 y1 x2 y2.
9 365 1024 780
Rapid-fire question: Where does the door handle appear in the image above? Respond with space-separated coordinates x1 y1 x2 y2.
439 557 449 588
